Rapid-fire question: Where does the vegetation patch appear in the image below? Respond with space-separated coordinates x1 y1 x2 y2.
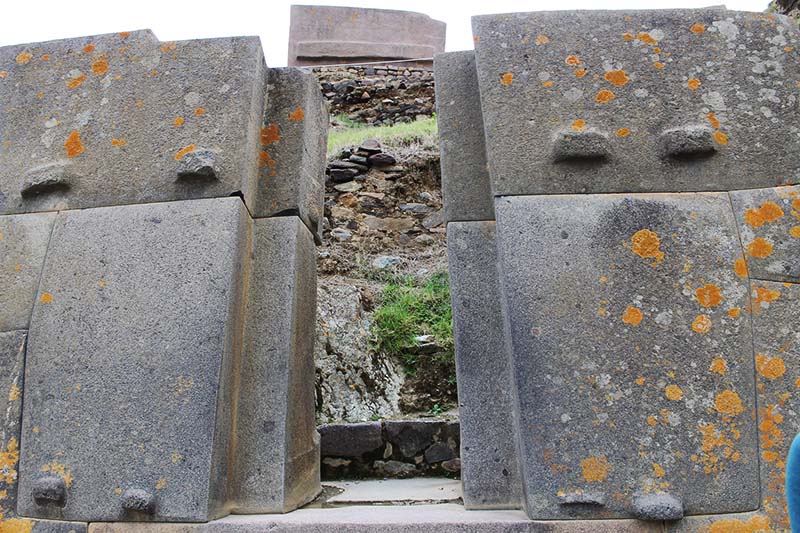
328 115 438 156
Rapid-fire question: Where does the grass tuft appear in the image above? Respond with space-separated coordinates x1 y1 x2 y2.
327 116 438 156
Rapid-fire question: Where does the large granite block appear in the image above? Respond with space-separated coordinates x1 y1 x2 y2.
472 8 800 196
446 221 521 508
750 281 800 531
730 185 800 283
0 30 265 215
256 68 328 241
435 52 494 222
0 213 55 332
0 330 25 526
18 197 250 522
494 193 759 519
231 215 320 513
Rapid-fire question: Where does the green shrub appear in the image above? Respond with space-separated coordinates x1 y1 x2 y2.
371 272 454 373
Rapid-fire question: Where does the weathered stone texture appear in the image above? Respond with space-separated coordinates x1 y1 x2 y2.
731 185 800 283
0 30 266 215
0 213 55 332
288 5 445 66
18 197 250 522
446 221 521 509
232 215 320 513
472 9 800 196
257 68 328 240
495 193 758 519
435 52 494 223
750 281 800 531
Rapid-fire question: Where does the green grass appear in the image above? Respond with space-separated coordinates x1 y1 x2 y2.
327 116 438 156
371 272 454 372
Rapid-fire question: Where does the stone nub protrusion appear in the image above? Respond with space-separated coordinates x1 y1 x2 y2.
552 130 611 163
176 148 219 181
31 476 67 507
633 493 684 521
659 125 716 159
121 488 156 514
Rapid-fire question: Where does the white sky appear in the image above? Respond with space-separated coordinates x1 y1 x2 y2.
0 0 769 67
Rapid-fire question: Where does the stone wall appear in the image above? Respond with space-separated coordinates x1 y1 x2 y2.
315 64 435 126
439 6 800 530
288 5 445 67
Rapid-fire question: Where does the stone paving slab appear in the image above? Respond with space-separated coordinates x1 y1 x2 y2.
435 51 494 222
0 30 266 215
324 478 462 503
0 212 55 332
447 221 522 509
666 510 771 532
495 192 758 519
730 185 800 283
87 504 663 532
18 197 250 522
472 8 800 196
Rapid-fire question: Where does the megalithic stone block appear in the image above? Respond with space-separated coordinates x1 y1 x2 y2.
256 68 328 242
434 52 494 222
749 280 800 530
0 213 55 332
232 215 320 513
0 30 266 215
18 197 251 522
494 193 759 519
730 185 800 283
446 221 521 509
471 8 800 196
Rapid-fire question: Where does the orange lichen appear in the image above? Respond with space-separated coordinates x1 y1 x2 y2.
714 131 728 145
0 71 7 79
0 437 19 485
646 415 658 426
15 51 33 65
565 55 581 66
41 54 50 60
715 390 744 416
156 477 167 490
91 59 108 75
652 463 665 478
604 69 629 87
705 515 770 533
745 201 785 227
119 31 131 38
635 377 646 386
111 138 126 147
707 112 721 129
760 404 783 452
83 44 95 54
710 358 727 375
261 123 280 146
500 72 513 85
631 229 665 263
571 119 586 131
580 456 610 482
615 128 631 137
173 117 185 127
623 33 634 41
574 69 588 78
595 89 616 103
64 131 84 158
653 61 665 69
66 74 86 89
622 306 643 326
687 78 701 90
665 385 683 401
728 307 741 318
289 106 304 121
40 293 53 304
194 108 205 116
174 144 196 161
734 258 749 277
535 35 549 45
696 284 723 307
160 41 177 52
690 23 706 34
692 314 712 334
748 237 774 259
757 355 787 380
259 150 276 169
542 80 554 87
473 36 480 43
637 32 658 45
790 226 800 238
41 460 73 487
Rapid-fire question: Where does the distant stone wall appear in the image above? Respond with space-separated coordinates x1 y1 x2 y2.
288 5 445 67
315 64 435 126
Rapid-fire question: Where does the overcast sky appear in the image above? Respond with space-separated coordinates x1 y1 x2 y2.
1 0 770 67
